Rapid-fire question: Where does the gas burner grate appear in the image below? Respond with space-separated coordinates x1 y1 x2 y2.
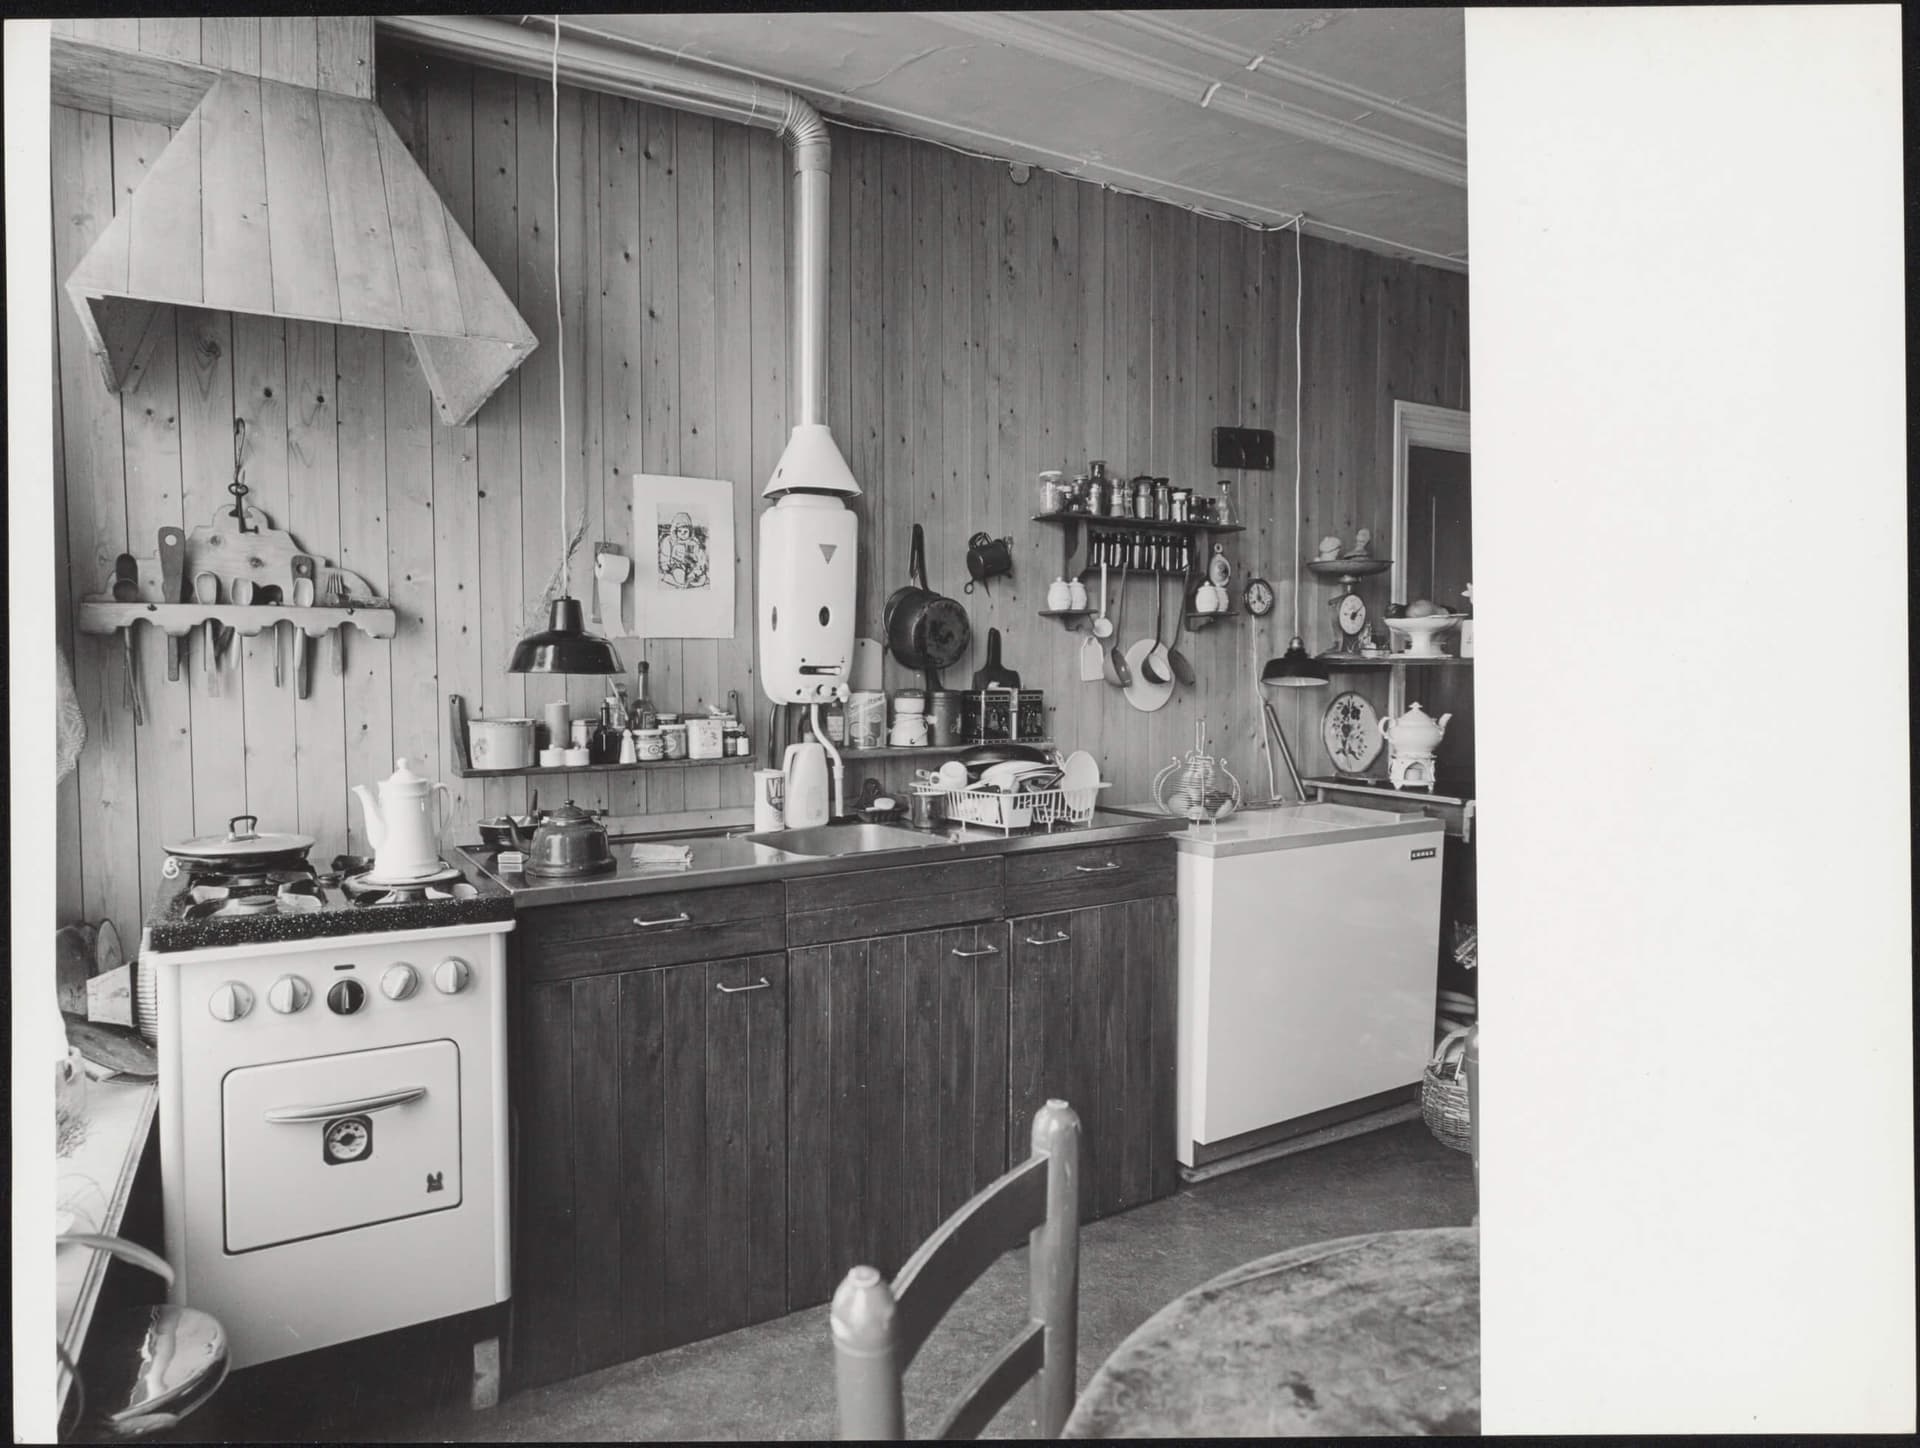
184 889 326 921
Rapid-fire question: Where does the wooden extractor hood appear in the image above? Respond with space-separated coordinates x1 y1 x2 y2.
63 70 535 427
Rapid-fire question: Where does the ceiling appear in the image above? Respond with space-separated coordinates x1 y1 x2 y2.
548 10 1466 271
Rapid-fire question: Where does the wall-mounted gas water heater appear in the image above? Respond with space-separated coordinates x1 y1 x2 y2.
759 426 859 824
756 105 860 822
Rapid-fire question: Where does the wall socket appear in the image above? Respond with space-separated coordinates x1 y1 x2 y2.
1212 425 1275 471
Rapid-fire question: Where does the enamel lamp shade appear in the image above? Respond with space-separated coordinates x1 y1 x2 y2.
1261 636 1330 687
508 597 623 675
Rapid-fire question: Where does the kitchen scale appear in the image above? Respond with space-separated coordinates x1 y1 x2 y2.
1306 556 1392 657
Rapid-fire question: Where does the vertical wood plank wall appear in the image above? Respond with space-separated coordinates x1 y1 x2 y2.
51 44 1468 946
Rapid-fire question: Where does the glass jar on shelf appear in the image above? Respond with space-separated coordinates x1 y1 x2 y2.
1213 479 1239 527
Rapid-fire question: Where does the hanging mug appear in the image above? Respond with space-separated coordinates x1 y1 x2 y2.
964 532 1014 595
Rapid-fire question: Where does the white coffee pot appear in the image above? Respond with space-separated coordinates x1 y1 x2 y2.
1378 702 1451 759
352 758 450 880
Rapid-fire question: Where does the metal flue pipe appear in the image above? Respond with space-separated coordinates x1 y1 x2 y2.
379 14 832 432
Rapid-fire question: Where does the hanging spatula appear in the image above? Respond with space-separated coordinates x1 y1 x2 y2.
157 526 186 681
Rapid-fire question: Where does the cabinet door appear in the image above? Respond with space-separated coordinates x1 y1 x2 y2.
786 922 1009 1311
1008 897 1177 1222
512 952 787 1390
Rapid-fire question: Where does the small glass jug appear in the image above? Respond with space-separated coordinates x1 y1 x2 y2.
1214 479 1238 527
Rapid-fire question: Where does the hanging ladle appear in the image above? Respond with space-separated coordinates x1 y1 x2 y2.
1166 551 1197 687
1107 559 1133 688
1139 566 1168 686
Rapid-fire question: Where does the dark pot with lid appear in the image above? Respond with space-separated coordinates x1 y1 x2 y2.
523 802 617 878
162 814 315 878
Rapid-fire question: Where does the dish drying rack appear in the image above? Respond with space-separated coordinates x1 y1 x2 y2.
934 780 1108 834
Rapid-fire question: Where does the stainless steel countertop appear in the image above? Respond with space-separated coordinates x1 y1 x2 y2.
450 809 1183 907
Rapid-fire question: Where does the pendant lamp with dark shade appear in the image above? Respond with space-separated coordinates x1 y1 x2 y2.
507 18 621 678
1263 221 1330 695
1262 636 1330 687
509 597 622 675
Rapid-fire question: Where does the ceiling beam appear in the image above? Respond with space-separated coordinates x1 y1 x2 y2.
927 11 1465 190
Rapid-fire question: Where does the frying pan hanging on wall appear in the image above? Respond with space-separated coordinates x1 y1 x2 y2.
884 523 971 686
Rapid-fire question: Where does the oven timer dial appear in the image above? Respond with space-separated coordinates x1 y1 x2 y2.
433 958 472 995
208 981 254 1023
267 975 312 1014
381 964 420 1001
327 979 366 1016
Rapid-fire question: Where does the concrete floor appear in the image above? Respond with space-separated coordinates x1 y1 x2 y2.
168 1120 1474 1442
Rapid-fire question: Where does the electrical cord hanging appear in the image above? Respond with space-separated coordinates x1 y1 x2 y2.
1292 215 1304 638
526 14 591 633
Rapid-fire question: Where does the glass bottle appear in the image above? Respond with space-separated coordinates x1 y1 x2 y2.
1214 479 1239 527
628 662 658 731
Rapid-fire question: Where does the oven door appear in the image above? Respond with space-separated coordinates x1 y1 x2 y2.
222 1040 463 1253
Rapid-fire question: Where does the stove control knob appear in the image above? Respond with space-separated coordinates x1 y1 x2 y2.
327 979 366 1016
208 981 254 1023
381 964 420 1001
267 975 312 1014
432 957 472 995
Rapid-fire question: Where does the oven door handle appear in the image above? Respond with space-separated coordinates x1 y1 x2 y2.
262 1086 427 1124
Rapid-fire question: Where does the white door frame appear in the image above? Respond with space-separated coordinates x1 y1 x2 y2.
1388 401 1471 720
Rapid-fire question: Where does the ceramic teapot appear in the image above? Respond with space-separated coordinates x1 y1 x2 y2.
352 759 450 880
1378 702 1451 759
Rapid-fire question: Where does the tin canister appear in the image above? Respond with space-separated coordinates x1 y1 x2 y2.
1015 689 1047 742
661 723 688 760
848 691 886 749
928 691 964 747
688 716 725 760
636 728 665 761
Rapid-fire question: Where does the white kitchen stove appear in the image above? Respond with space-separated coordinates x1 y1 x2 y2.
149 915 513 1373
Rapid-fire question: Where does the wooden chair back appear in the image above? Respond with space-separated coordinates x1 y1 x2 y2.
830 1099 1081 1440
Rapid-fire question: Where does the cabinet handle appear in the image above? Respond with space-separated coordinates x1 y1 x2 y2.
632 912 691 929
1074 861 1121 873
1023 932 1071 947
950 944 1000 959
715 976 771 994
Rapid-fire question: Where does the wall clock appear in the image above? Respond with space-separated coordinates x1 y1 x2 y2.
1243 577 1275 617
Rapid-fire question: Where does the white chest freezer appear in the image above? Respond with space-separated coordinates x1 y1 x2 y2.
1171 803 1445 1167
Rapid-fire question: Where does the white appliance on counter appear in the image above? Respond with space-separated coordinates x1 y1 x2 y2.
151 918 513 1370
1173 803 1444 1169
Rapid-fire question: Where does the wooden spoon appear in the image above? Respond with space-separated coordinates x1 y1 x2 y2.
195 572 221 697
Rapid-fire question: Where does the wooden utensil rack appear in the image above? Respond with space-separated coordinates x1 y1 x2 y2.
75 503 398 659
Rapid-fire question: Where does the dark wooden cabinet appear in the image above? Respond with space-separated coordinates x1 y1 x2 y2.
512 948 788 1391
509 834 1179 1391
1007 896 1179 1221
786 921 1009 1310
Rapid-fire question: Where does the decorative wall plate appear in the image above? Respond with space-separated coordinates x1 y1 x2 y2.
1321 690 1383 774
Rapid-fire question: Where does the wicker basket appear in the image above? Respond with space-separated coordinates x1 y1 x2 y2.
1422 1026 1474 1154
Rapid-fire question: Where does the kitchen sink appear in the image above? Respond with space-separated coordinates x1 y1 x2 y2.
741 822 939 857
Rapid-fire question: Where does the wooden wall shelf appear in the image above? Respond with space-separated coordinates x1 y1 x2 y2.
1315 653 1472 669
451 756 755 780
76 599 398 639
1032 513 1245 536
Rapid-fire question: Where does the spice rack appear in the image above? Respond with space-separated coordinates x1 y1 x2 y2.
1033 512 1244 634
